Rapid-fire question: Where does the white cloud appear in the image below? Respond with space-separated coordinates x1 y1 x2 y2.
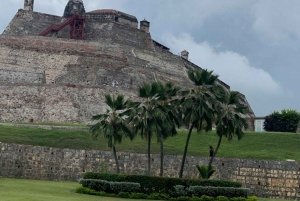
162 33 282 96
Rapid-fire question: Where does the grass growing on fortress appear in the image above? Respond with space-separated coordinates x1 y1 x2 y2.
0 178 288 201
0 125 300 161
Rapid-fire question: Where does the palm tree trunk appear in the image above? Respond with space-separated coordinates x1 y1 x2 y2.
147 132 151 176
179 123 194 178
112 146 120 173
206 135 223 179
160 139 164 176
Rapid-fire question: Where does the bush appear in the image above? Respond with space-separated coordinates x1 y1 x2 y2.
83 172 242 194
188 186 249 198
80 179 141 194
118 192 130 198
76 186 256 201
216 196 230 201
264 109 300 132
129 193 148 199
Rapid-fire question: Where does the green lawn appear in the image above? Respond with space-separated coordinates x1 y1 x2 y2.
0 178 288 201
0 125 300 161
0 178 152 201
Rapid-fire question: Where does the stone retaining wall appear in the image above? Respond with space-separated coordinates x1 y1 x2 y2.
0 142 299 199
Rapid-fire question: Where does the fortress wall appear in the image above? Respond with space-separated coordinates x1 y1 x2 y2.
0 69 44 84
0 35 254 127
0 84 135 123
84 21 153 50
2 10 69 38
2 10 152 50
0 36 191 89
1 142 300 199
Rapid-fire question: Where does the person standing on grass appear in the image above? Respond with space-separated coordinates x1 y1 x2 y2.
209 146 214 157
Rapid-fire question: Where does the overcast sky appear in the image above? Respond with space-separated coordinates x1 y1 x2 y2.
1 0 299 116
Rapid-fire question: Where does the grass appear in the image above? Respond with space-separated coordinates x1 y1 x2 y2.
0 178 153 201
0 125 300 161
0 178 288 201
1 122 88 127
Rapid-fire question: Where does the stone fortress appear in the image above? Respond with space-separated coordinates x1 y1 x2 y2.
0 0 254 128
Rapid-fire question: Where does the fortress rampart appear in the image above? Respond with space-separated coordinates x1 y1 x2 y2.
0 0 255 129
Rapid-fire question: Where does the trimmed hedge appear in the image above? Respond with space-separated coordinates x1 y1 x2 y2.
80 179 140 194
76 187 257 201
172 185 248 198
188 186 248 198
83 172 242 194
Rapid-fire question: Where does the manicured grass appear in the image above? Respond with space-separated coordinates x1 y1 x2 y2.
0 125 300 161
0 178 288 201
0 178 152 201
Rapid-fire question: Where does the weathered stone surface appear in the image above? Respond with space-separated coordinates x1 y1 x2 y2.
0 142 300 199
0 2 255 127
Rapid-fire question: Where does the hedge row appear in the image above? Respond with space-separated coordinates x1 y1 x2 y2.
80 179 140 194
76 186 256 201
80 179 248 198
83 172 242 194
172 185 249 198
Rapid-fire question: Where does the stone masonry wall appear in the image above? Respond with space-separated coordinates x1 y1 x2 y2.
0 84 136 123
0 142 300 199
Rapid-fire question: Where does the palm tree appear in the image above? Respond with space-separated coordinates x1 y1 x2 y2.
90 94 133 173
130 82 172 176
157 82 181 176
179 69 224 178
206 91 248 178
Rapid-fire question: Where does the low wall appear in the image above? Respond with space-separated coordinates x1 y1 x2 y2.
1 142 299 199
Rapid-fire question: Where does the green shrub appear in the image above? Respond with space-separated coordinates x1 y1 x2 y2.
170 196 191 201
199 195 215 201
118 192 130 198
264 109 300 132
80 179 141 193
230 197 246 201
172 185 189 197
246 196 257 201
217 196 230 201
83 172 242 194
190 196 202 201
148 193 170 200
129 193 148 199
196 165 216 179
188 186 249 198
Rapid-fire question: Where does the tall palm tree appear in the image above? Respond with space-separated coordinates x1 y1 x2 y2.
131 82 172 176
90 94 133 173
179 69 224 178
157 82 181 176
206 91 248 178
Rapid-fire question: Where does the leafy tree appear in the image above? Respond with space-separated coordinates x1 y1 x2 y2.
280 109 300 132
179 69 224 178
264 109 300 132
90 94 133 173
206 91 248 179
263 112 283 132
130 82 173 175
